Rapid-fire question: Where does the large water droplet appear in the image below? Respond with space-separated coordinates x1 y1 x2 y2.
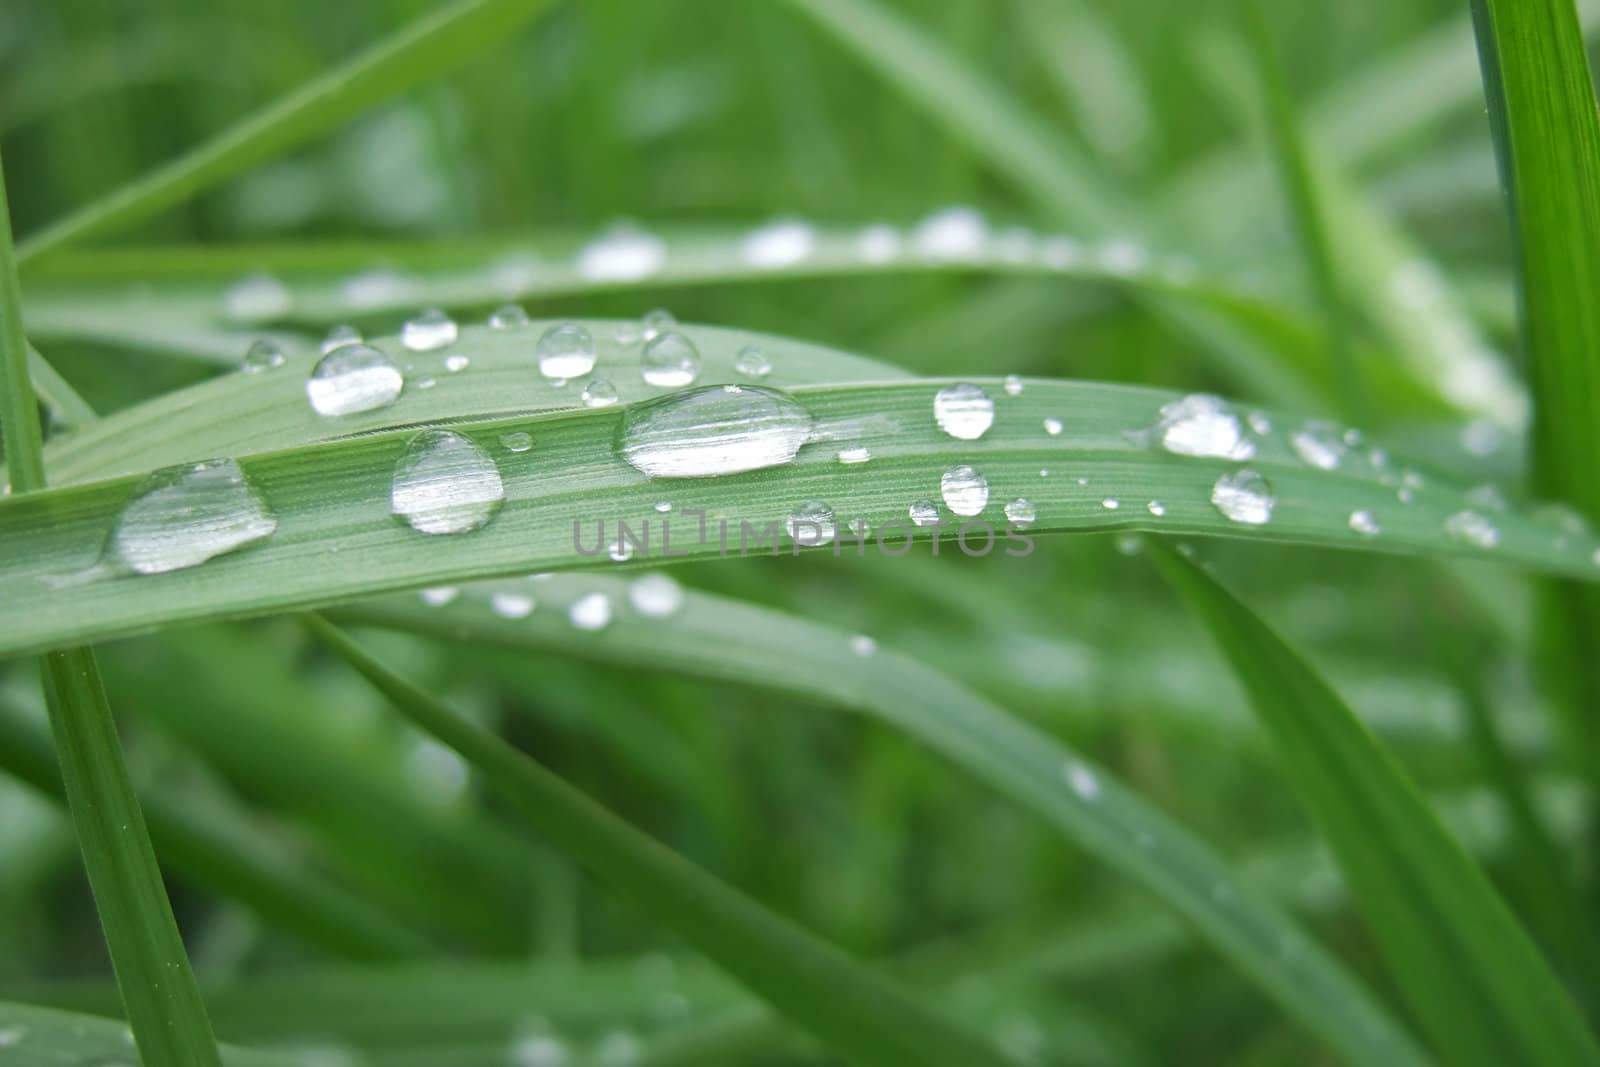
1157 394 1255 459
618 385 811 478
1290 422 1345 470
112 459 277 575
578 226 666 281
1210 469 1274 524
401 308 458 351
569 592 613 631
933 383 994 440
742 219 815 269
940 464 989 516
242 338 287 374
390 430 504 535
629 574 683 618
640 332 701 387
582 379 619 407
537 323 597 379
910 500 940 526
224 272 292 321
1444 509 1500 549
788 501 837 547
1004 498 1036 528
735 345 772 379
307 344 404 416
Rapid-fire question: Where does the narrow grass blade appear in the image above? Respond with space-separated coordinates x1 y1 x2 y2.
14 0 560 267
1150 541 1599 1066
0 149 221 1065
299 614 1015 1067
26 342 96 431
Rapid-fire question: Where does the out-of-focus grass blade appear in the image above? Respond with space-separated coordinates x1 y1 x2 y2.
26 343 95 431
14 0 560 267
1151 541 1599 1066
1 149 221 1066
338 575 1430 1065
0 1002 293 1066
1470 0 1600 774
300 615 1016 1067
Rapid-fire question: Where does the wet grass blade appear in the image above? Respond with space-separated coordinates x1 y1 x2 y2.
1151 541 1599 1066
14 0 559 267
299 614 1015 1067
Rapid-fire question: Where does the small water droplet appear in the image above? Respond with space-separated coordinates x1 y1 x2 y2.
321 324 363 353
491 591 536 618
569 592 613 631
1039 234 1084 268
1157 394 1255 459
0 1024 26 1047
1076 477 1089 486
1101 498 1120 510
787 501 836 547
934 383 994 440
910 500 941 526
536 322 597 379
640 308 677 340
1147 500 1166 516
618 385 812 478
578 226 666 281
1349 510 1380 536
420 586 458 607
416 377 437 390
1211 469 1275 525
608 535 635 562
342 269 420 309
850 634 877 657
1116 532 1143 555
581 378 619 407
444 353 470 373
1247 411 1272 435
224 272 292 320
858 224 901 263
1064 761 1100 800
742 219 815 268
1290 422 1345 470
1444 509 1500 549
511 1034 568 1067
1468 483 1509 511
307 344 404 416
641 331 702 387
912 206 987 259
654 501 672 513
489 303 531 330
1004 498 1036 528
500 431 533 453
838 446 872 465
390 430 504 535
111 459 277 575
735 345 772 378
1043 417 1063 436
1003 374 1024 396
401 308 458 351
242 338 287 374
1095 237 1147 275
940 464 989 516
629 574 683 617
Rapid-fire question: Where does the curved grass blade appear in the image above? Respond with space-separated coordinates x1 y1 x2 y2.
333 574 1429 1064
1150 541 1599 1066
0 1002 294 1067
14 0 560 267
300 614 1016 1067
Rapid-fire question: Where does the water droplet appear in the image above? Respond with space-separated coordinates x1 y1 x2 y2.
1039 234 1084 268
569 592 613 631
940 464 989 516
912 206 987 259
629 574 683 617
1444 509 1500 549
1003 374 1024 396
654 501 672 513
1211 469 1275 525
224 272 292 320
1116 532 1143 555
1290 422 1345 470
641 308 677 340
111 459 277 575
1147 500 1166 516
307 344 404 416
618 384 811 478
342 269 420 309
850 634 877 657
1095 237 1147 275
1157 394 1255 459
321 324 363 353
910 500 940 526
444 353 470 373
788 501 836 547
420 586 458 607
1349 510 1380 536
1101 498 1120 510
1064 761 1100 800
500 431 533 453
742 219 815 268
1004 498 1036 528
1043 417 1063 436
536 322 597 379
607 535 635 562
581 378 619 407
242 338 286 374
1247 411 1272 435
390 430 504 535
934 383 994 440
489 303 531 330
838 446 872 465
858 224 901 263
401 308 458 351
1468 483 1509 511
0 1025 26 1047
641 331 702 387
734 345 772 378
491 591 535 618
416 377 437 390
614 321 643 345
578 226 666 281
511 1034 568 1067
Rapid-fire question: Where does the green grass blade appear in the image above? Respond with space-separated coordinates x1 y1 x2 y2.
13 0 559 267
1469 0 1600 774
26 342 97 431
0 1002 293 1067
299 614 1016 1067
1 149 221 1066
1150 541 1599 1066
336 574 1429 1065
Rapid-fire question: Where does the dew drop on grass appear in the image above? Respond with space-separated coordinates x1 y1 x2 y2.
536 322 597 379
850 634 877 657
912 206 986 259
618 384 812 478
500 431 533 453
1095 237 1147 275
1349 510 1381 536
1101 498 1120 510
242 338 286 374
742 219 816 268
1211 469 1275 525
401 308 458 351
224 272 292 321
569 592 613 631
910 500 940 526
489 303 531 330
641 307 677 340
654 501 672 513
321 324 363 353
1147 500 1166 516
787 501 837 547
1290 422 1345 470
307 344 404 416
342 268 421 309
940 464 989 516
640 332 702 387
420 586 459 607
1043 417 1063 436
490 591 535 618
838 446 871 465
579 226 666 281
858 224 901 263
1247 411 1272 435
1444 509 1500 549
933 383 994 440
1468 483 1509 511
734 345 772 378
1004 498 1036 528
0 1025 25 1047
629 574 683 618
390 430 504 535
510 1034 568 1067
444 353 470 372
1003 374 1024 396
1156 394 1255 459
1063 760 1100 800
112 459 277 575
608 535 634 562
582 379 619 407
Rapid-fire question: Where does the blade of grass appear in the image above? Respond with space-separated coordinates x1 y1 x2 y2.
298 614 1016 1067
1150 540 1599 1066
0 149 220 1065
26 343 96 431
13 0 560 267
0 1002 292 1067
